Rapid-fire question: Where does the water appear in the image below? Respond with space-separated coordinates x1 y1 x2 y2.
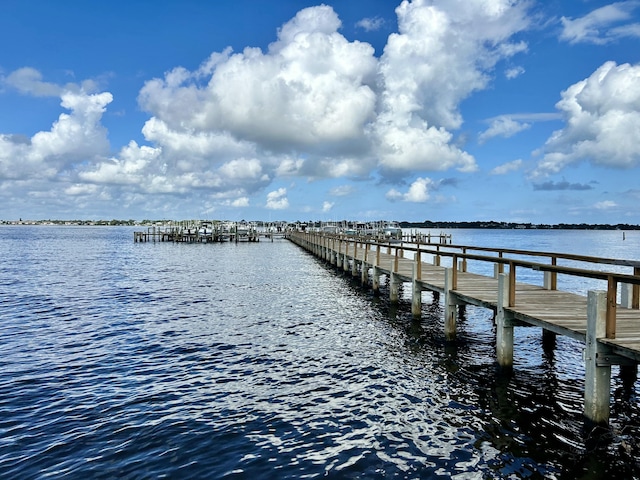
1 226 639 479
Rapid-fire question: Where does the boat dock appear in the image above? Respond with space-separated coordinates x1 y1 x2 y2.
133 221 285 243
288 230 640 426
133 220 452 245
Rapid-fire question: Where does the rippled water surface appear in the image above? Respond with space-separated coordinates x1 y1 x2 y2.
1 226 639 479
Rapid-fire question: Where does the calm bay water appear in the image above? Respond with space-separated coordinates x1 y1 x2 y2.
1 226 639 479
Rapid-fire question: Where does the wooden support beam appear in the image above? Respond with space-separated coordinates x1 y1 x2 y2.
372 252 380 295
584 290 611 425
351 241 358 277
393 246 399 273
412 262 422 319
444 268 457 341
361 243 370 285
343 240 350 272
390 273 399 304
497 273 514 367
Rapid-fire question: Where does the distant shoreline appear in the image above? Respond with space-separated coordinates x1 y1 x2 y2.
1 219 639 230
398 221 640 230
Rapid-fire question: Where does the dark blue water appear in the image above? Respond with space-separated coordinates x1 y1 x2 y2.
1 226 639 479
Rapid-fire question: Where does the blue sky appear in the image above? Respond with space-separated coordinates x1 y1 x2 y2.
1 0 639 224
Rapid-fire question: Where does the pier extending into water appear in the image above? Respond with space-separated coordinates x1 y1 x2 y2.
288 230 640 426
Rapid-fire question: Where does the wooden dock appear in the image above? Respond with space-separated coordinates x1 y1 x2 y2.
288 231 640 425
133 222 286 243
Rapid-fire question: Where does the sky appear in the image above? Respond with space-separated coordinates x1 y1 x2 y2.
1 0 639 224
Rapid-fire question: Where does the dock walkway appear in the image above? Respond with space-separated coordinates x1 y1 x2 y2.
288 231 640 425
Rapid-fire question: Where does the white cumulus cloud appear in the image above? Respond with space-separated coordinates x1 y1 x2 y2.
266 187 289 210
533 61 640 177
372 0 530 173
0 89 112 180
386 177 434 202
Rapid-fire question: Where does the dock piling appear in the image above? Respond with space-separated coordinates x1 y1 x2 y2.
444 268 457 341
412 262 422 318
496 273 514 367
585 290 611 425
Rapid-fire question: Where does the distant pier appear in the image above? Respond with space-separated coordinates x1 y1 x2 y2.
133 220 452 245
288 230 640 426
133 221 282 243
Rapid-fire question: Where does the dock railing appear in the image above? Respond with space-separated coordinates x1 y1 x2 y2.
314 233 640 340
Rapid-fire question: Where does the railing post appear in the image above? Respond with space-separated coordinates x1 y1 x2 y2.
352 240 359 277
390 247 399 304
394 246 400 273
606 276 617 339
331 237 337 265
461 248 467 272
372 245 380 295
343 239 350 272
496 272 514 367
361 243 370 285
508 262 516 307
584 290 611 425
452 254 458 289
544 256 558 290
494 252 504 279
444 268 457 341
634 267 640 309
412 260 422 318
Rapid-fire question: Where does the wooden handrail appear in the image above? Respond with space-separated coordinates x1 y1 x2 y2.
298 232 640 287
294 232 640 339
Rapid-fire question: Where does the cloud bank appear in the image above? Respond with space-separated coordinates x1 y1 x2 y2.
13 0 636 219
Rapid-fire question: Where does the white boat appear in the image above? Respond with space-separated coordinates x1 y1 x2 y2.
382 222 403 240
198 222 213 236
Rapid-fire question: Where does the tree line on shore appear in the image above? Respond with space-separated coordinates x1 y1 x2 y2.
2 219 638 230
399 220 640 230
